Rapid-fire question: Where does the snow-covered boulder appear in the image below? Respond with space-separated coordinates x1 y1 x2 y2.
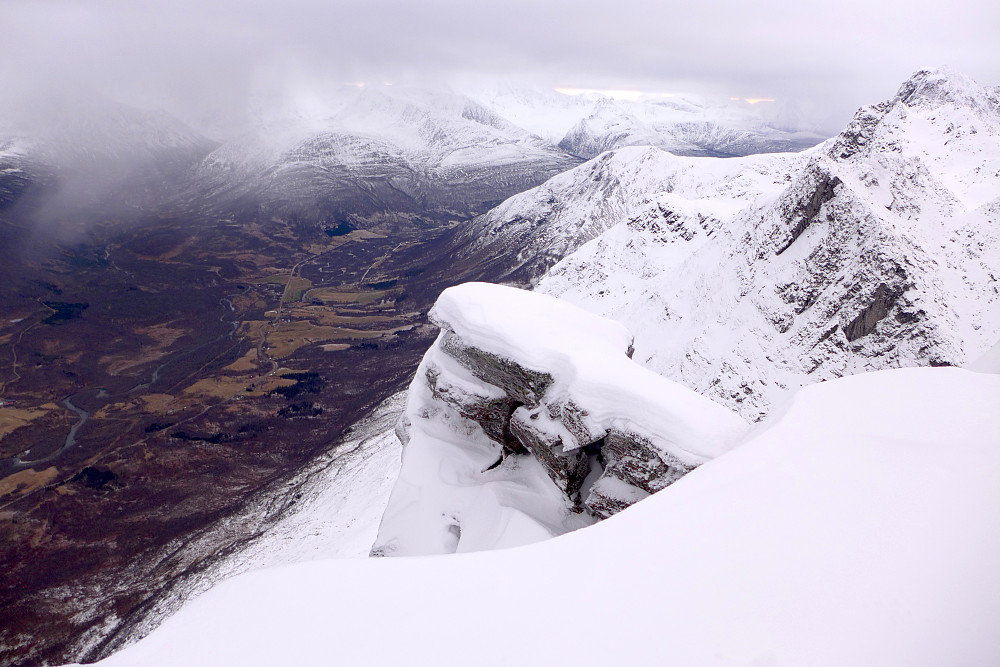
371 283 748 555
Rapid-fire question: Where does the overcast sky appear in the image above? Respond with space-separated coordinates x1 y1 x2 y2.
1 0 997 135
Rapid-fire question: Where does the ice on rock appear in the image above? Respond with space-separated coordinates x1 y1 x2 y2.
371 282 748 556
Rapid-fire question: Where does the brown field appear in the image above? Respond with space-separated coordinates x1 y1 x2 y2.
224 349 259 372
349 229 388 240
0 405 52 440
228 252 275 268
284 306 403 326
255 275 291 286
138 393 177 413
240 321 270 348
305 288 393 305
306 228 388 255
182 374 296 400
0 466 59 499
230 293 268 312
320 343 351 352
265 321 386 358
100 324 186 376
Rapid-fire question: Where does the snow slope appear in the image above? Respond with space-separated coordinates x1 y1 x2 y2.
453 68 1000 419
449 145 807 284
82 367 1000 667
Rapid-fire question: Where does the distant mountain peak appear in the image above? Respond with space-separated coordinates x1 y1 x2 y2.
894 66 996 113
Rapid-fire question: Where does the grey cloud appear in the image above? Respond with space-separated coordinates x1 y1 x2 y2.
1 0 997 136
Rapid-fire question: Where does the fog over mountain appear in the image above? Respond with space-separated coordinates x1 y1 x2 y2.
2 0 997 138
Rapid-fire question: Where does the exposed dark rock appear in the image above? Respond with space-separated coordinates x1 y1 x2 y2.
830 102 893 160
844 283 901 341
422 325 707 519
508 407 591 497
584 478 650 520
438 330 553 405
816 325 839 346
602 429 695 494
544 398 608 453
775 171 842 255
424 363 522 451
894 308 924 324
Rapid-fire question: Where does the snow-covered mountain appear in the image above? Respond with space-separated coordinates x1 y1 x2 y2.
2 83 827 228
189 83 827 226
471 84 825 158
0 135 38 209
450 67 1000 420
188 86 580 224
558 95 823 159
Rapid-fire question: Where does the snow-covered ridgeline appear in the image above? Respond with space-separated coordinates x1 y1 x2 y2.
470 84 825 156
188 82 823 223
457 67 1000 419
84 367 1000 667
371 283 747 556
450 145 807 284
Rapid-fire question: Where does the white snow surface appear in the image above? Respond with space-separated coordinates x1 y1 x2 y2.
195 82 823 199
370 283 747 556
84 367 1000 667
197 85 569 179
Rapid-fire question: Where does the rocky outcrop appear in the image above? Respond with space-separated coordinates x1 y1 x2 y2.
371 283 747 556
843 283 902 341
774 168 842 255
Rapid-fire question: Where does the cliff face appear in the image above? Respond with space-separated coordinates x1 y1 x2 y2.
371 283 747 556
